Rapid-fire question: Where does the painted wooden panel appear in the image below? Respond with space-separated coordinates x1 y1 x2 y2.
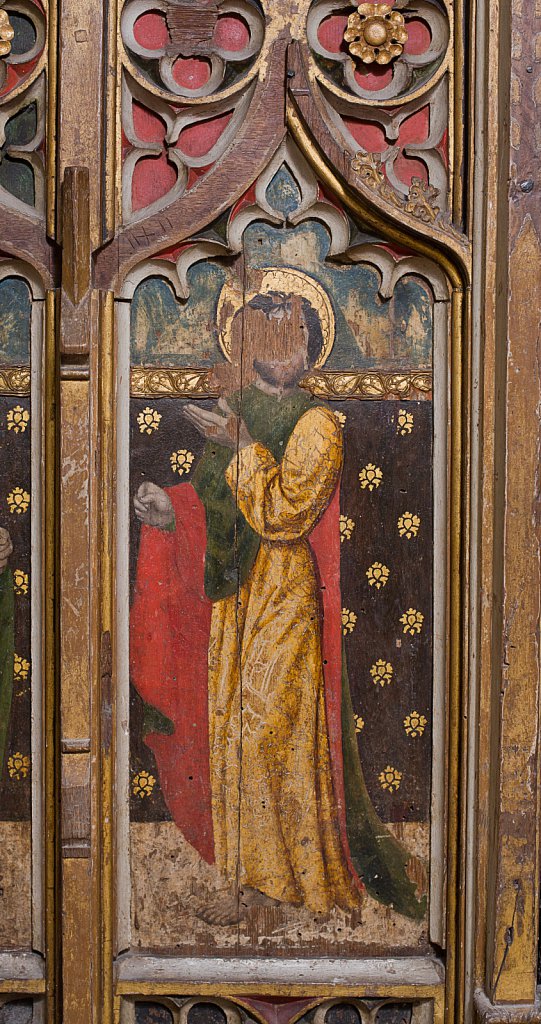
123 159 444 956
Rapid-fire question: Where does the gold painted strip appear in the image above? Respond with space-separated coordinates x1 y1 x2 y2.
444 287 466 1023
0 367 31 395
301 370 433 400
115 983 444 999
97 291 116 1024
43 290 59 1022
130 368 433 401
131 367 216 398
0 981 47 995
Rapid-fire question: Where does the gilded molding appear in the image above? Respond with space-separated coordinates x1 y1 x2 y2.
300 371 432 400
0 367 31 395
130 368 216 398
130 368 432 400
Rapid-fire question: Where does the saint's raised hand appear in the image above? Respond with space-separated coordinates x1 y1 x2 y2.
0 527 13 572
184 399 252 449
133 481 175 530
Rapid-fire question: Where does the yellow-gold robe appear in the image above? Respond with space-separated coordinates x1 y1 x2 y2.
207 406 360 913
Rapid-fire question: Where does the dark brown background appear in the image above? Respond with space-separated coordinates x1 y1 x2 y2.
129 395 433 825
0 393 32 821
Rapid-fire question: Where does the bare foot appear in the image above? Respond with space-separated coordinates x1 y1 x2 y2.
195 886 279 925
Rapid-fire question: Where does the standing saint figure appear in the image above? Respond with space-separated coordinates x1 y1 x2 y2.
131 284 426 924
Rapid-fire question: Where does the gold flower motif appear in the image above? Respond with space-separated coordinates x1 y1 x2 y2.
0 8 14 58
340 515 355 542
405 177 441 224
7 752 30 780
379 765 402 792
344 3 408 66
137 406 162 434
400 607 424 635
170 449 195 476
335 411 347 427
397 409 414 435
366 561 390 589
132 770 156 798
13 569 29 595
404 711 428 737
7 406 30 434
354 714 365 733
370 659 393 687
14 653 30 681
342 607 357 635
359 463 383 491
7 487 30 515
398 512 421 539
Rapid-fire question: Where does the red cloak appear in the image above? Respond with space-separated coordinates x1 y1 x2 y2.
130 482 358 883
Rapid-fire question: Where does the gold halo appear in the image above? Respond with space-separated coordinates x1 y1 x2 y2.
216 268 335 369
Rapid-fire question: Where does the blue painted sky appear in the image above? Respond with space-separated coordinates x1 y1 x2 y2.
131 169 432 370
0 277 31 365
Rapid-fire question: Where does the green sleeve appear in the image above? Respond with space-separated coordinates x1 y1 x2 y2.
0 567 14 785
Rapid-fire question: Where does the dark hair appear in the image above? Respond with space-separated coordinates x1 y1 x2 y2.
247 290 324 368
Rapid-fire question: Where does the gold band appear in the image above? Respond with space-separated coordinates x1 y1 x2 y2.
0 367 31 395
130 367 432 400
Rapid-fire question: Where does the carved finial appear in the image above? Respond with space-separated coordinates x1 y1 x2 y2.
344 3 408 66
0 6 14 58
165 0 223 57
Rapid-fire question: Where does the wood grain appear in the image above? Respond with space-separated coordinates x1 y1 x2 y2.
57 0 105 247
60 381 90 741
0 208 56 287
485 0 541 1006
94 34 289 291
489 217 541 1004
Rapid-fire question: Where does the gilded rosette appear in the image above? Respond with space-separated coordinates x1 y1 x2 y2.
344 3 408 66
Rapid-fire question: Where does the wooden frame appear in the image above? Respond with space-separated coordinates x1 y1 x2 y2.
99 4 468 1023
0 0 540 1021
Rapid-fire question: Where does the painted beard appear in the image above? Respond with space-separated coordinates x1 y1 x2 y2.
253 355 306 388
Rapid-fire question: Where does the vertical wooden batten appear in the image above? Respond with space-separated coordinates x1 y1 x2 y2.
56 0 106 245
473 0 541 1015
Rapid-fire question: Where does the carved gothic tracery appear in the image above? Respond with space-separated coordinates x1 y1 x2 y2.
121 0 265 100
0 0 46 218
